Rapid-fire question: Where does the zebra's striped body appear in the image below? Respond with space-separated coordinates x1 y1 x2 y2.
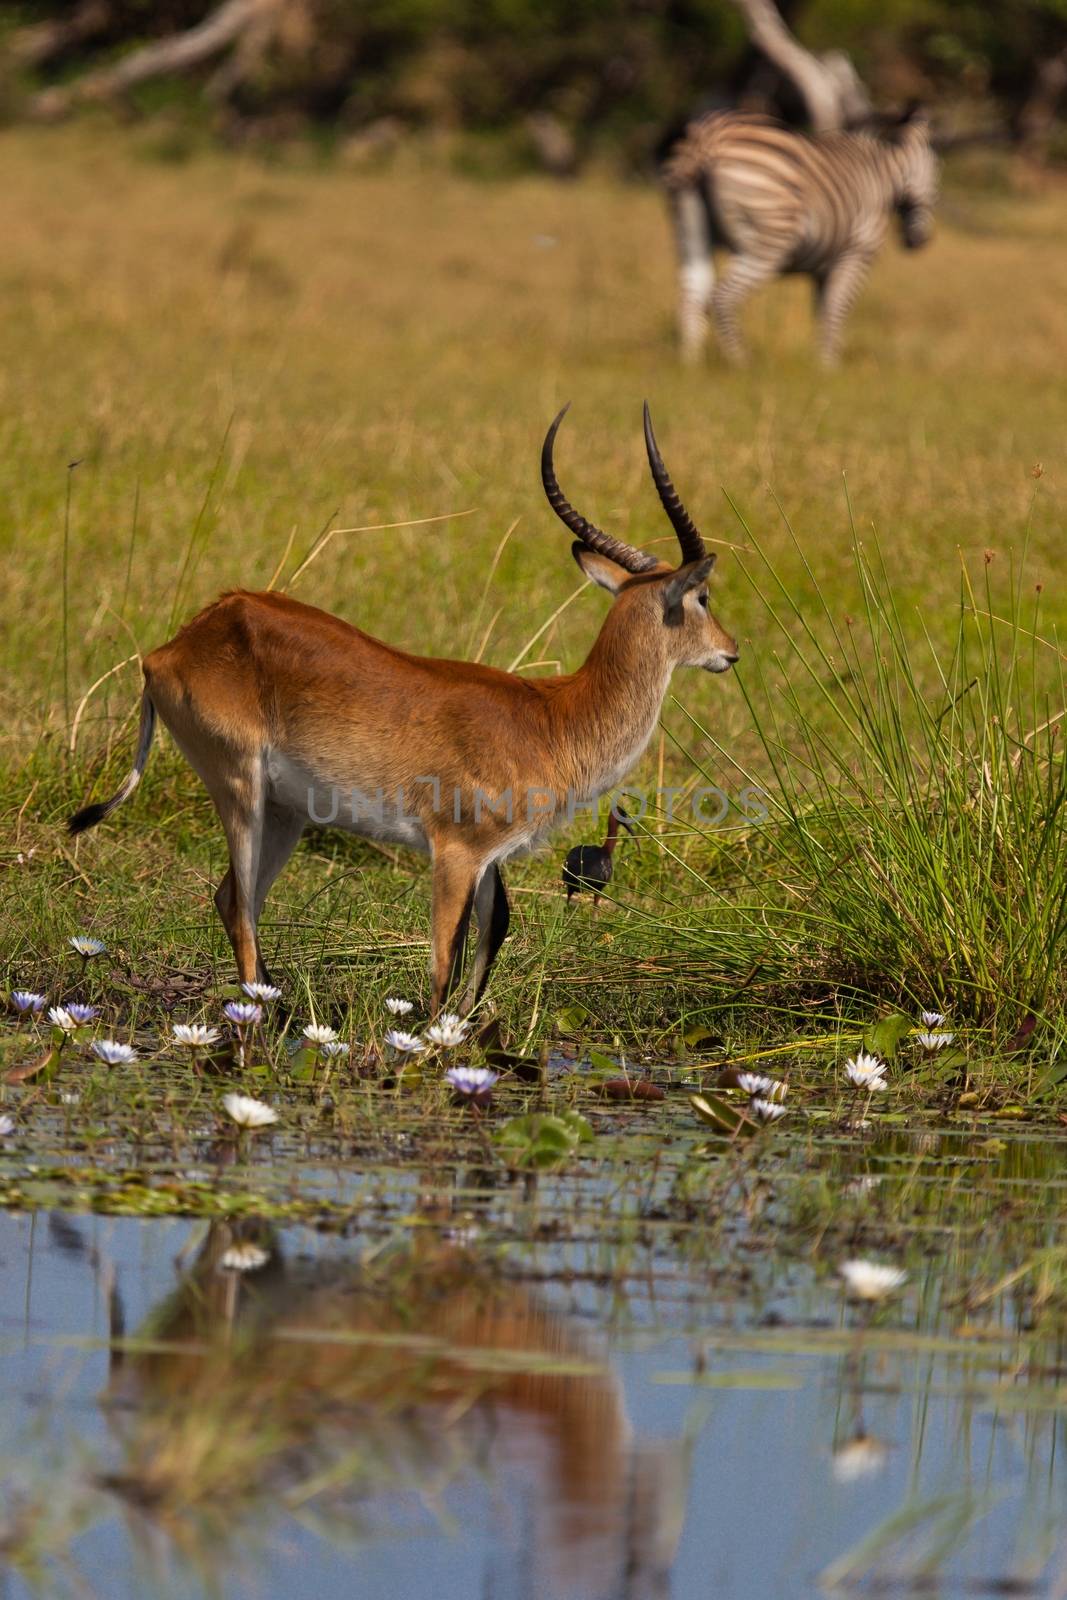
661 108 938 365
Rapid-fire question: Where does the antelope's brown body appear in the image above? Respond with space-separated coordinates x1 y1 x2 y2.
70 407 738 1011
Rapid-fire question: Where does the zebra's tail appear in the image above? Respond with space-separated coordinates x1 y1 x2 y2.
654 114 697 171
68 692 157 835
656 116 718 260
653 97 731 174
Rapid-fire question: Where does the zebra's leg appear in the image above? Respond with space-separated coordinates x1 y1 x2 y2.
710 250 786 365
815 251 872 366
670 187 714 364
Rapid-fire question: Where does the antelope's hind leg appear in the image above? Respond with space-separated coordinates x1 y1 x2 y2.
458 864 510 1013
208 760 267 988
249 805 305 983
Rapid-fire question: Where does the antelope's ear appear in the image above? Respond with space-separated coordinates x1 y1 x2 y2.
571 542 631 594
662 555 716 623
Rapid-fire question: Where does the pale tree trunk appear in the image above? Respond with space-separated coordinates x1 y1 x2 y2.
28 0 287 120
731 0 871 131
9 0 113 68
1017 45 1067 163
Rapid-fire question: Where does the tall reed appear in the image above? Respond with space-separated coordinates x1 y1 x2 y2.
667 524 1067 1042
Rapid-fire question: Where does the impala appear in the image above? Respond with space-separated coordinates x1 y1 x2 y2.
69 405 738 1010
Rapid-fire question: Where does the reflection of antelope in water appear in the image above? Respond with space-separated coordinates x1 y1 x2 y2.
104 1222 686 1597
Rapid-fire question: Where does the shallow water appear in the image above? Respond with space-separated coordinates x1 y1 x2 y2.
3 1114 1067 1599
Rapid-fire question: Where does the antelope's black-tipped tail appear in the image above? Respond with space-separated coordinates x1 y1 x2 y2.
68 693 156 836
68 800 111 836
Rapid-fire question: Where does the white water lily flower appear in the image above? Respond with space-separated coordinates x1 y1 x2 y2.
172 1024 221 1049
321 1040 350 1059
844 1068 889 1094
843 1175 882 1199
48 1007 79 1035
916 1031 955 1050
844 1051 886 1088
446 1066 499 1097
426 1013 469 1048
839 1259 908 1302
219 1242 270 1273
223 1001 262 1026
0 1114 15 1137
384 1029 425 1055
222 1093 278 1130
302 1022 339 1046
10 991 46 1014
91 1040 138 1066
749 1097 788 1124
920 1010 945 1027
69 935 106 958
385 997 413 1016
241 982 282 1002
742 1075 793 1100
832 1434 890 1483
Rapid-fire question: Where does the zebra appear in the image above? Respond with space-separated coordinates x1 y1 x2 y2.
659 104 939 365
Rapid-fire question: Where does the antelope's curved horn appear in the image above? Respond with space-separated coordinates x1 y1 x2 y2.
542 406 661 576
642 402 707 566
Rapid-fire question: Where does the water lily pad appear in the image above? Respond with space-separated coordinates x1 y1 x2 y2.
485 1048 541 1083
495 1110 593 1170
684 1026 725 1052
689 1092 751 1137
554 1004 588 1036
601 1078 665 1103
6 1046 60 1085
863 1013 913 1060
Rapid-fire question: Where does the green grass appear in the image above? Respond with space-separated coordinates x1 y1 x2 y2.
1 126 1065 1058
649 530 1067 1039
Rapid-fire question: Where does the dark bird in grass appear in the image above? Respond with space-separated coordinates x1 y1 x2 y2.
562 808 635 906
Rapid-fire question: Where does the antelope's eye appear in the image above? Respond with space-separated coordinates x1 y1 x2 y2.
698 592 709 609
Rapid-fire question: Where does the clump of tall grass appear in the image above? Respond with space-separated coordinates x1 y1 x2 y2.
673 526 1067 1044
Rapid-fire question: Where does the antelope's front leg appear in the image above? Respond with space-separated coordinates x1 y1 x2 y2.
428 841 479 1014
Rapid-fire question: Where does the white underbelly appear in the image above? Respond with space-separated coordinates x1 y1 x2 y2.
266 752 430 853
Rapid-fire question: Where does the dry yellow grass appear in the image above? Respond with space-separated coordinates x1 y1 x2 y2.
1 128 1063 728
1 127 1063 1024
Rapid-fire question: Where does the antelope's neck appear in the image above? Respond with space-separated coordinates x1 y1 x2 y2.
555 615 672 800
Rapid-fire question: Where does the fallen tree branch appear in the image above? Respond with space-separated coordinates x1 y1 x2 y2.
29 0 282 119
9 0 113 68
